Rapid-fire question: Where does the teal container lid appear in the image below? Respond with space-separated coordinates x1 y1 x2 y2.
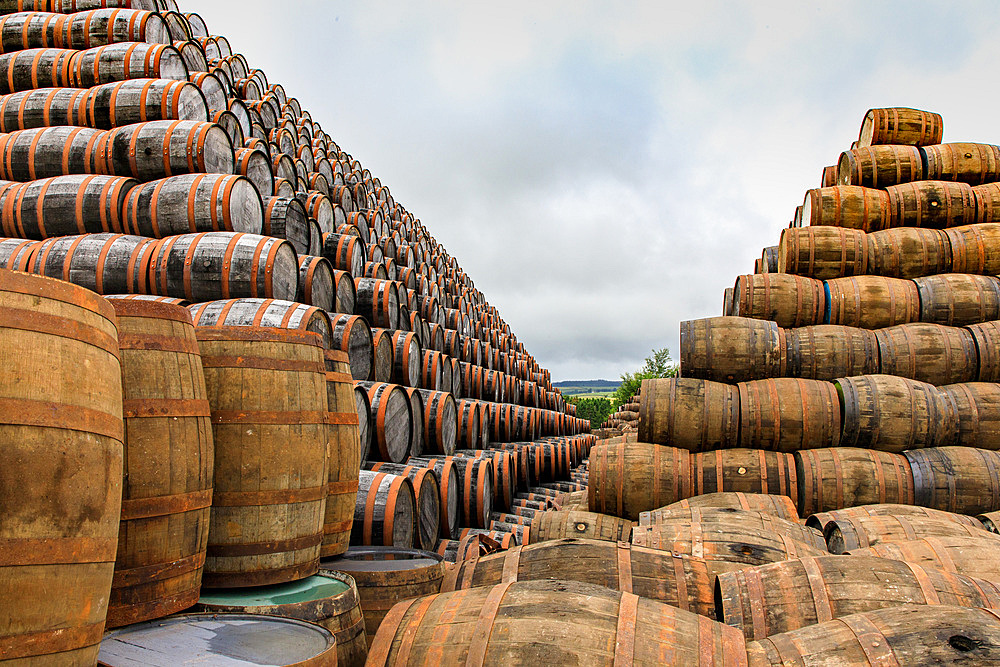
199 572 352 608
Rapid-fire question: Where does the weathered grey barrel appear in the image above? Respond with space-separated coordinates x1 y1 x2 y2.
353 470 416 548
188 298 333 347
55 8 171 48
0 87 87 131
390 330 422 387
297 254 334 310
353 383 373 462
234 146 273 196
322 231 365 276
262 195 309 255
210 108 243 146
0 47 75 94
330 313 373 381
188 71 226 110
359 380 412 463
73 43 188 87
85 77 208 129
2 174 135 238
332 268 356 313
173 39 208 73
363 462 441 551
0 126 106 181
354 277 399 329
416 388 458 455
148 232 297 302
0 237 40 270
124 174 263 237
299 190 334 233
29 232 154 293
103 119 234 181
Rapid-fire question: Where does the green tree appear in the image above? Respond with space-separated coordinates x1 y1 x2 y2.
565 395 615 428
613 348 678 405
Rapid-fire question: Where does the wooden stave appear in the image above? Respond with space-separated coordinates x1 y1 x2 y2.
324 350 362 559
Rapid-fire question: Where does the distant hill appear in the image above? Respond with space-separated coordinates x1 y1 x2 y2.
554 379 620 396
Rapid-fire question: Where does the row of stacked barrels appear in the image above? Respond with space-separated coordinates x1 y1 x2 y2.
601 393 640 432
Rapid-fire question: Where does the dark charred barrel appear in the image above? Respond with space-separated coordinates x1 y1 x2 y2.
29 231 154 293
72 43 188 87
124 173 263 237
103 119 234 181
360 380 412 463
0 87 88 131
296 254 334 310
355 277 399 330
905 446 1000 515
457 398 482 448
0 126 106 181
637 377 739 451
0 47 75 94
2 174 135 238
795 447 914 516
353 470 416 548
691 449 797 504
0 237 40 269
85 78 208 129
800 185 891 231
364 462 440 552
322 231 364 276
262 196 309 255
188 298 332 347
680 316 784 383
837 145 923 188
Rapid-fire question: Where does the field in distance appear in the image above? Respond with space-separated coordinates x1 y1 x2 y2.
553 379 620 397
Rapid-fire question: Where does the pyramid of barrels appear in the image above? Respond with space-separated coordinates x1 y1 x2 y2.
0 2 595 665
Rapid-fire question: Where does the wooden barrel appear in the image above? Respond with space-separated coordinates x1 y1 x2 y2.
691 449 797 503
370 327 393 382
194 571 368 667
148 232 297 302
407 457 460 539
196 326 328 587
72 43 188 87
353 470 417 548
0 47 75 94
30 232 154 294
850 534 1000 584
188 298 332 347
263 196 310 255
323 349 361 559
85 78 208 129
905 446 1000 515
778 226 868 278
825 514 997 553
946 223 1000 274
419 349 443 390
857 107 943 147
419 454 494 528
322 546 445 642
679 316 784 383
723 286 734 315
355 277 399 330
588 442 691 520
124 174 263 237
885 180 976 228
644 492 798 522
915 273 1000 326
350 383 372 463
738 378 841 452
784 324 879 380
368 579 746 666
746 604 1000 665
332 268 356 313
732 273 825 328
875 322 978 386
923 142 1000 184
939 382 1000 449
0 87 88 131
234 146 273 197
322 231 364 275
0 126 106 181
462 449 516 511
401 386 425 456
836 374 956 452
106 299 212 628
800 185 891 231
55 8 171 47
2 174 135 239
361 381 412 463
415 388 457 455
103 119 234 182
329 313 372 381
365 463 441 552
390 329 421 387
825 275 920 329
867 226 952 278
98 613 339 666
0 237 40 269
805 503 984 534
0 270 123 666
969 321 1000 381
971 182 1000 222
837 145 923 188
795 447 914 516
717 555 1000 643
639 507 825 550
297 254 334 310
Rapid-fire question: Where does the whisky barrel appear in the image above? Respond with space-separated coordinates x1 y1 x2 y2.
188 71 226 111
196 327 327 587
234 146 273 196
124 173 263 237
905 446 1000 515
322 546 445 641
461 449 515 511
732 273 825 328
0 47 75 94
837 145 923 188
867 226 952 278
645 507 822 549
0 237 40 269
784 324 879 380
806 504 984 534
530 510 634 543
174 40 209 74
329 313 372 381
85 78 208 129
800 185 891 231
717 555 1000 642
644 492 798 522
72 43 188 87
886 180 976 228
978 511 1000 532
722 286 734 315
946 223 1000 274
352 384 372 461
188 298 332 347
365 462 440 551
825 275 920 329
825 514 997 553
0 87 87 131
106 299 212 628
691 449 798 503
363 259 388 280
778 226 868 278
939 382 1000 449
390 329 421 387
0 126 106 181
415 388 457 455
147 232 297 302
97 613 339 666
679 316 784 383
360 381 411 463
29 232 154 293
332 268 356 313
419 349 443 390
55 8 171 47
745 604 1000 666
296 254 333 310
836 374 956 452
971 182 1000 222
857 107 943 147
923 142 1000 184
104 119 234 181
353 470 417 548
795 447 914 516
969 321 1000 381
323 349 361 558
738 378 841 452
211 109 243 146
401 385 425 456
322 231 364 275
300 190 335 233
263 196 309 255
588 442 691 520
915 273 1000 326
417 454 494 528
370 327 393 382
407 457 460 538
875 322 978 386
194 571 368 667
850 534 1000 583
355 277 398 329
2 174 135 238
0 270 123 666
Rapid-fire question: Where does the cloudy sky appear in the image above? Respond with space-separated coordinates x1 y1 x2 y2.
190 1 1000 381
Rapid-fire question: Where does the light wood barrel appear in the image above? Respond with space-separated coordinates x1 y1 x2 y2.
968 321 1000 381
106 299 213 628
530 509 634 543
691 449 797 503
188 298 332 347
875 322 978 386
825 514 997 553
641 507 823 549
867 226 951 278
971 182 1000 222
915 273 1000 326
806 504 984 534
72 42 188 87
646 492 798 522
0 270 123 666
886 180 976 228
680 316 784 383
103 119 233 181
939 382 1000 449
784 324 879 380
778 226 868 279
2 174 135 239
0 87 87 131
825 275 920 329
0 125 106 181
637 377 739 451
837 145 923 187
946 222 1000 274
923 142 1000 184
353 470 417 548
263 196 309 255
360 380 412 463
124 173 262 237
795 447 914 516
905 446 1000 515
738 378 841 452
324 349 361 558
588 442 691 520
29 232 154 294
365 462 441 552
800 185 890 231
732 273 825 328
857 107 943 147
849 535 1000 584
85 78 208 129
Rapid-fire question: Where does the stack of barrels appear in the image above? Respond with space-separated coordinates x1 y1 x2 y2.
600 393 640 433
0 3 589 666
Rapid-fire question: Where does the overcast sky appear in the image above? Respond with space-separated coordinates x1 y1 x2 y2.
189 1 1000 381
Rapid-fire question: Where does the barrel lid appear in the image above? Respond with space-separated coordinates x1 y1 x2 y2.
195 324 323 347
0 268 115 322
322 546 442 572
198 572 351 608
108 297 195 324
98 613 336 666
